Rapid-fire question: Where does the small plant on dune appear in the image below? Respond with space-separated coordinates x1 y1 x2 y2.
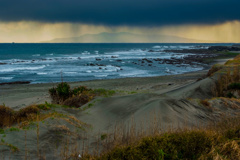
49 82 71 104
91 88 116 97
56 82 71 102
228 82 240 90
49 82 116 108
37 101 56 110
63 95 93 108
226 92 235 98
72 86 91 95
200 99 210 107
0 105 41 128
0 105 15 128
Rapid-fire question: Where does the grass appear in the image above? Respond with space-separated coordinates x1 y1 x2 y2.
77 115 240 160
0 105 40 128
207 64 223 77
212 66 240 97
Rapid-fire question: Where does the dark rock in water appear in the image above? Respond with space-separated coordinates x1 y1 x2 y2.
99 67 102 69
232 44 240 47
116 59 122 62
89 63 95 66
0 63 7 65
0 81 31 85
208 46 230 51
16 60 26 63
111 56 118 58
78 57 81 60
148 64 152 66
96 58 102 61
208 46 240 52
96 64 105 66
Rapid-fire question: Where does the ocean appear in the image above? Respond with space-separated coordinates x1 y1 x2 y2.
0 43 233 84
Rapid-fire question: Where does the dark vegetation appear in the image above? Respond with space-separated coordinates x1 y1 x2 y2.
0 105 40 128
49 82 115 108
81 116 240 160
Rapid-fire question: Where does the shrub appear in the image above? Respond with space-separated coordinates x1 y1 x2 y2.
17 106 39 118
56 82 71 102
99 131 213 160
49 82 71 104
72 86 91 95
0 105 40 128
0 105 15 128
63 95 92 108
49 82 115 107
228 83 240 90
200 99 210 107
226 92 235 98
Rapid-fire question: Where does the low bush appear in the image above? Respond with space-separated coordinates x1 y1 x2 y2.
228 82 240 90
72 86 91 95
82 116 240 160
0 105 15 128
0 105 40 128
200 99 210 107
63 95 93 108
96 131 213 160
49 83 116 108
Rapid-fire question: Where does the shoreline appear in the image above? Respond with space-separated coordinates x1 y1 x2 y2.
0 57 229 109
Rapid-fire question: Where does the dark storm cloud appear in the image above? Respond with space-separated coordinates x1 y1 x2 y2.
0 0 239 26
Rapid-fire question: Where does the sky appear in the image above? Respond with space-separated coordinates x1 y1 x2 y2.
0 0 239 43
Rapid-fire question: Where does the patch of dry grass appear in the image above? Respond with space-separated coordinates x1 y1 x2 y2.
75 115 240 160
0 105 40 128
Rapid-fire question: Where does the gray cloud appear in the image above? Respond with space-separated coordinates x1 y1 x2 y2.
0 0 239 26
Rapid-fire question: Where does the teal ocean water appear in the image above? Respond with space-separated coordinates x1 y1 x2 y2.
0 43 233 84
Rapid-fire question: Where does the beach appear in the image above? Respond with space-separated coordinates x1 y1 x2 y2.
0 51 239 159
0 69 208 109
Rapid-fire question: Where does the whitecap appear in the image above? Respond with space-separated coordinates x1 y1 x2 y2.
37 72 48 75
94 75 108 77
65 72 77 74
0 65 46 72
152 46 161 49
32 54 40 57
0 77 13 80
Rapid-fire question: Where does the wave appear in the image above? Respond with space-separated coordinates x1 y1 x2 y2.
152 46 161 49
0 77 13 80
0 65 46 72
32 54 40 57
37 72 47 75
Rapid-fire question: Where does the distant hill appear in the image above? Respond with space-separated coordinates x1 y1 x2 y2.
43 32 220 43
